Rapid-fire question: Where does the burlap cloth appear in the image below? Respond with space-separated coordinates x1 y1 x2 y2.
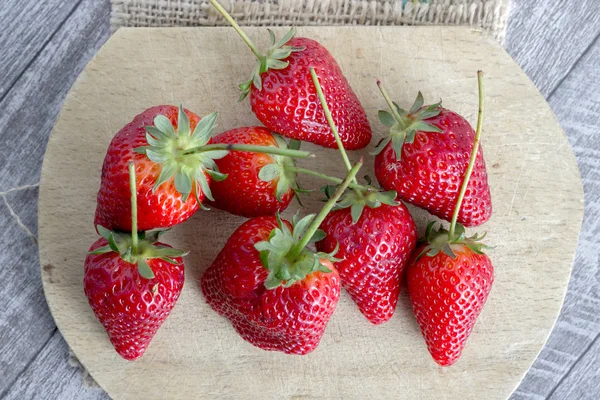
110 0 512 43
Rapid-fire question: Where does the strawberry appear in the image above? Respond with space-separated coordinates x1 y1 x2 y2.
208 0 371 149
94 104 225 231
201 160 363 354
207 127 301 217
373 82 492 227
407 72 494 366
308 68 417 324
85 162 186 360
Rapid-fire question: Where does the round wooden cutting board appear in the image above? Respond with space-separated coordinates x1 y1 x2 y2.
39 26 584 400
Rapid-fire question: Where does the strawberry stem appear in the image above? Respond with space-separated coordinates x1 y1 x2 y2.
449 71 485 238
310 67 355 181
287 160 362 260
128 162 139 253
286 166 369 192
183 143 312 159
208 0 262 59
377 80 405 124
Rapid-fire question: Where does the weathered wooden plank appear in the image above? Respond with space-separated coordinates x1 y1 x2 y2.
0 196 55 395
3 330 109 400
0 0 81 99
0 0 110 192
504 0 600 97
511 36 600 399
548 335 600 400
3 185 40 237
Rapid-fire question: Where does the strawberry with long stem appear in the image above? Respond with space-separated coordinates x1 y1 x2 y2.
374 79 492 227
407 71 494 366
310 67 417 324
85 162 187 360
95 105 311 231
207 0 372 150
201 160 363 354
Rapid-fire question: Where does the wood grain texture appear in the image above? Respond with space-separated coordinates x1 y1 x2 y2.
3 331 108 400
38 26 583 400
0 193 55 395
0 0 80 99
0 0 110 193
511 35 600 400
504 0 600 97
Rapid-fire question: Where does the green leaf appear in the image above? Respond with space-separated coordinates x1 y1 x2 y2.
137 259 155 279
293 214 315 241
253 68 263 90
391 132 406 161
275 174 290 201
146 148 169 163
393 101 408 116
145 132 162 147
268 29 276 46
441 243 457 259
289 139 301 150
153 163 177 192
202 150 229 159
452 223 466 241
307 229 326 244
207 169 228 181
133 146 149 154
258 163 282 182
191 111 218 144
371 136 391 156
267 59 289 70
152 245 187 258
145 126 168 140
177 104 191 136
350 202 365 223
275 27 296 49
174 171 192 200
159 257 180 265
376 190 399 206
97 225 112 240
378 110 395 127
196 172 213 202
153 115 176 138
410 121 442 133
425 221 436 242
88 245 113 255
409 91 424 114
144 229 168 243
405 129 416 144
264 272 282 290
107 233 120 253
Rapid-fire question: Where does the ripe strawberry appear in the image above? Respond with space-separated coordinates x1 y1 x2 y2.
201 160 362 354
407 227 493 366
316 202 416 324
85 162 186 360
94 104 226 231
407 71 494 366
373 83 492 227
208 0 371 149
207 127 300 217
309 68 417 324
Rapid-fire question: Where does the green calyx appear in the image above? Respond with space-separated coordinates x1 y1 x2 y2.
254 213 339 289
321 176 398 223
238 27 305 101
373 89 444 160
90 226 187 279
257 135 309 203
134 104 227 205
416 222 490 261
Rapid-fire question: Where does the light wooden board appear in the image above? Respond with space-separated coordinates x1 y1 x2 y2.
38 26 584 400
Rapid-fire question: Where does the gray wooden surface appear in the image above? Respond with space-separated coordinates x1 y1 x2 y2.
0 0 598 398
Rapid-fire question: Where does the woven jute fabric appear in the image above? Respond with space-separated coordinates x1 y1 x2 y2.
111 0 511 43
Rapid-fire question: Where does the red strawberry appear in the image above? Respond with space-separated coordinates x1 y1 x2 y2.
208 0 371 149
310 66 417 324
406 71 494 366
201 160 362 354
407 232 493 366
86 162 186 360
316 202 416 324
373 84 492 227
95 105 226 231
207 127 300 217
